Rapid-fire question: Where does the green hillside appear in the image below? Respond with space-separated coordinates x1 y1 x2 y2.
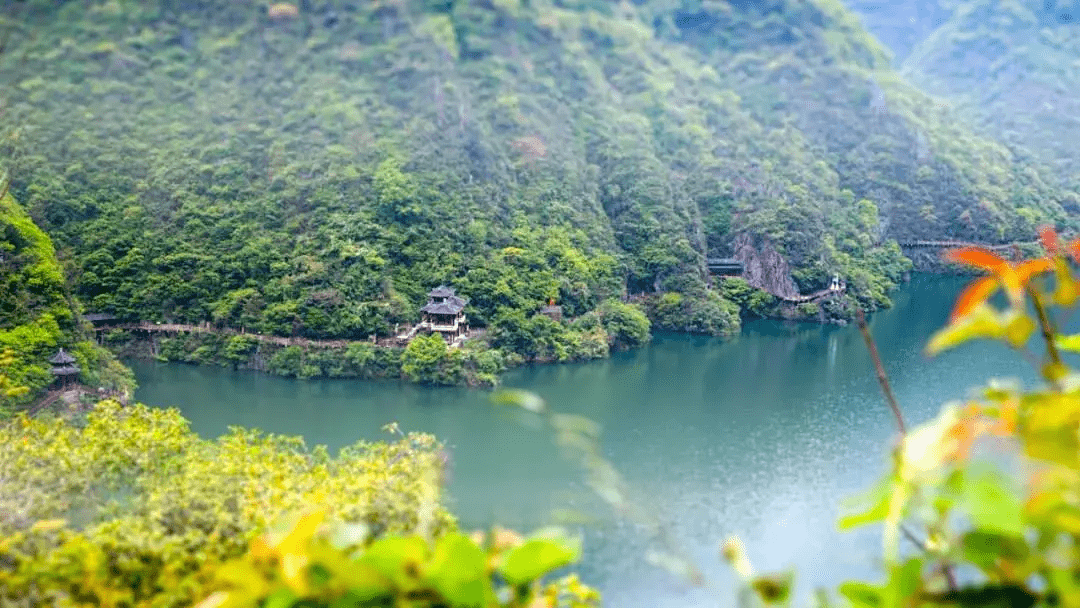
847 0 1080 193
0 183 134 408
0 0 1070 343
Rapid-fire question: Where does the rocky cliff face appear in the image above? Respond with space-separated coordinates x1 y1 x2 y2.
732 233 800 300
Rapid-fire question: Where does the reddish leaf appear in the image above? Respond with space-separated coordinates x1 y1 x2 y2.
943 247 1007 273
1069 238 1080 264
1039 225 1060 254
1016 258 1053 285
950 276 999 321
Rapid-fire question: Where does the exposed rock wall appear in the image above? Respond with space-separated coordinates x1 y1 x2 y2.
732 233 800 300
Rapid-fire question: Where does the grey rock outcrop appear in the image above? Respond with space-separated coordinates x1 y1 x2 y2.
732 233 799 300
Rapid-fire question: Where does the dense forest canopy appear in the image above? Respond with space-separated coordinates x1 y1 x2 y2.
0 0 1073 341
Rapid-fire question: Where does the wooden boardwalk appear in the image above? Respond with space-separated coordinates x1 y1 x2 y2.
25 390 63 417
779 286 843 304
94 322 394 349
897 239 1038 251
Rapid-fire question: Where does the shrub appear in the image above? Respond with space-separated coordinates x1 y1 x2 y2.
0 401 453 607
597 300 650 351
401 334 463 386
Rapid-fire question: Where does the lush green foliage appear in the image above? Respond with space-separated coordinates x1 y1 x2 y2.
642 290 741 335
717 277 779 319
194 510 599 608
0 347 29 404
596 300 650 350
0 189 74 402
401 334 465 386
0 0 1062 347
489 310 610 363
0 189 134 407
0 401 454 607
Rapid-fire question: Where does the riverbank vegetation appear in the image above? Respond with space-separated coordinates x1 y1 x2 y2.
99 298 649 386
9 233 1080 607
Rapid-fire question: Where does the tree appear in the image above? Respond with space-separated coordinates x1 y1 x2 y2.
598 300 650 350
401 334 463 385
0 347 28 408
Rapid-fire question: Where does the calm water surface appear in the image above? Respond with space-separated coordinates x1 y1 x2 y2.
131 276 1038 607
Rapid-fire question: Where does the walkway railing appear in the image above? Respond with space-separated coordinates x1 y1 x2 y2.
95 322 384 348
897 239 1039 250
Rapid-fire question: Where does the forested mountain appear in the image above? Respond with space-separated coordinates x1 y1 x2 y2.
0 0 1070 340
846 0 1080 191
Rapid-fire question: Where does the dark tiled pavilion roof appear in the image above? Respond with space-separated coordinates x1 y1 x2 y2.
49 348 80 377
49 348 77 365
422 295 467 315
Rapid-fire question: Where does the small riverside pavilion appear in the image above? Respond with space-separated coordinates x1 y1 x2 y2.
48 348 80 388
420 286 468 342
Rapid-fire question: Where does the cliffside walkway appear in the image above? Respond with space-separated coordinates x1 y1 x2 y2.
780 285 844 304
93 322 390 349
26 390 63 417
897 239 1039 251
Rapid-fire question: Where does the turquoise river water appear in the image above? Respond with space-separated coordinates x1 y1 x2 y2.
130 275 1041 607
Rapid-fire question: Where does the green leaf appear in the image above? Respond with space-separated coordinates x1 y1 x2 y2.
334 565 396 603
961 469 1024 538
1053 333 1080 353
498 536 580 586
881 557 923 608
1023 426 1080 469
750 571 794 606
1003 312 1035 348
926 305 1006 355
960 531 1029 574
263 589 297 608
838 582 881 608
838 477 892 530
358 536 428 588
426 533 489 607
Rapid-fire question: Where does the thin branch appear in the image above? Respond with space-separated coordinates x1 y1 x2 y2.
856 308 906 435
1028 287 1063 391
857 309 956 590
900 526 957 590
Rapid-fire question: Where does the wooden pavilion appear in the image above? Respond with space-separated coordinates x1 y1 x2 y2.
48 348 80 388
419 286 468 341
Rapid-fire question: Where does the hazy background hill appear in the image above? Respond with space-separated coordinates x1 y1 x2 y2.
0 0 1072 338
846 0 1080 190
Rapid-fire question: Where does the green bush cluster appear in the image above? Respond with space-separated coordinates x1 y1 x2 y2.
0 401 455 607
717 277 779 319
487 301 649 363
642 291 741 336
151 332 405 381
194 513 599 608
